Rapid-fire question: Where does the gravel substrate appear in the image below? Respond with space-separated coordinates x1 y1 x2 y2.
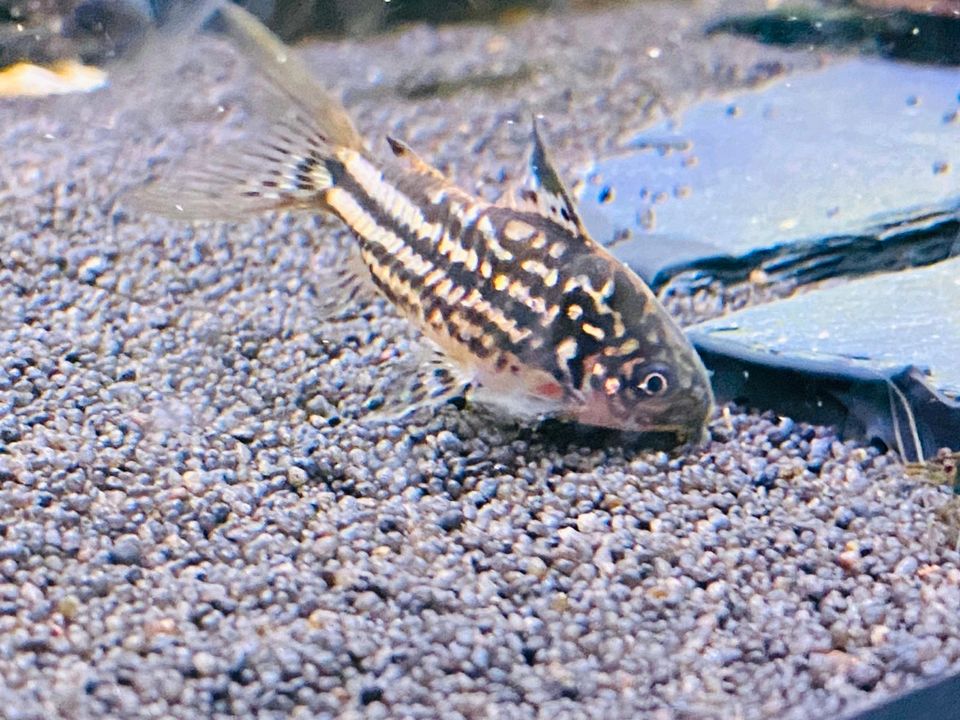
1 2 958 718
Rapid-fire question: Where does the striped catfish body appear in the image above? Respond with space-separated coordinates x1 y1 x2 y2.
278 141 712 438
133 3 714 442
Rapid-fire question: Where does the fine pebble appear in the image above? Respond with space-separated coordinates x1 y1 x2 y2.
0 1 957 719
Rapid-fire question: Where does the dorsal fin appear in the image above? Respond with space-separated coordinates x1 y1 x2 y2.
511 118 588 237
386 136 448 181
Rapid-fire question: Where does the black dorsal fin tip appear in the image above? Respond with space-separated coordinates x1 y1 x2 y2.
513 115 586 235
529 116 566 197
386 136 408 157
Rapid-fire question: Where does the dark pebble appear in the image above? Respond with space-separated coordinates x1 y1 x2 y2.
359 685 383 705
437 510 464 531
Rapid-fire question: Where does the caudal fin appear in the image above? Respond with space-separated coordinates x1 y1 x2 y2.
128 2 363 221
212 1 362 151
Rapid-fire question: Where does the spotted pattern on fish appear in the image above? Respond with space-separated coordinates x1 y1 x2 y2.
131 2 715 441
316 150 662 397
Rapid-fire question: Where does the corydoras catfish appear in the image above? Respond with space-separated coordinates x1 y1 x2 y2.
133 3 714 443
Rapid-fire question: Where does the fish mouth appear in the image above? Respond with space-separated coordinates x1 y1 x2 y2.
568 389 713 444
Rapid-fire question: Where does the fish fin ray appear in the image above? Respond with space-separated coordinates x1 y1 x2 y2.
366 344 472 423
213 2 363 151
310 245 381 319
385 136 448 181
128 2 364 221
510 117 588 237
128 112 338 221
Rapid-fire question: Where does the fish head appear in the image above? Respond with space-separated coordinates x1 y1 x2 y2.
571 350 714 443
553 259 714 443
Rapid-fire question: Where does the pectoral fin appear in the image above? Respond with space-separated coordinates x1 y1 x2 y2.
366 342 472 423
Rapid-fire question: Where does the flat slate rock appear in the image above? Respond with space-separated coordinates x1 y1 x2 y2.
577 58 960 289
687 257 960 461
707 4 960 65
845 669 960 720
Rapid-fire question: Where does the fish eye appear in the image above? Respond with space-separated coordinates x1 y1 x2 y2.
639 372 668 396
628 364 671 397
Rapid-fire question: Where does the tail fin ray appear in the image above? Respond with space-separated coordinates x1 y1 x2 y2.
213 1 362 151
128 2 362 221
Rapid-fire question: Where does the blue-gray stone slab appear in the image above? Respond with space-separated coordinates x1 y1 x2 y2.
844 669 960 720
579 58 960 289
687 257 960 461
